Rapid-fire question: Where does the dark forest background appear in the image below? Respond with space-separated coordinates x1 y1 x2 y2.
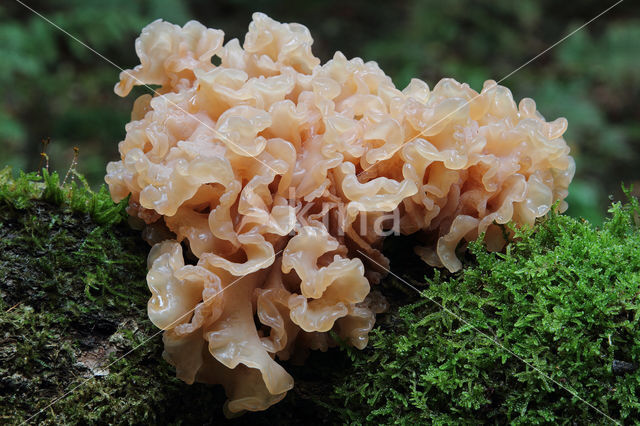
1 0 638 223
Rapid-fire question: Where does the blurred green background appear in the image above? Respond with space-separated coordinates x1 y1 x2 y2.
1 0 638 223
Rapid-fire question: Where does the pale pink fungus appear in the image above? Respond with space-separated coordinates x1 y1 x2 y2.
106 13 574 415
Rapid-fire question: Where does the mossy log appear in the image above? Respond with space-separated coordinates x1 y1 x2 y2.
0 169 336 424
1 168 639 424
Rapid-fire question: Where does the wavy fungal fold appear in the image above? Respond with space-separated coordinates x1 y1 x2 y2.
106 13 574 414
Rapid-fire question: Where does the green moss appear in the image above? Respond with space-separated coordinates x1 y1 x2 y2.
0 167 169 424
0 166 126 225
0 167 332 425
2 167 639 424
330 196 640 424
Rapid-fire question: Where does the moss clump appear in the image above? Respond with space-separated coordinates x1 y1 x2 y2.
2 166 639 424
331 196 640 424
0 167 334 425
0 167 175 424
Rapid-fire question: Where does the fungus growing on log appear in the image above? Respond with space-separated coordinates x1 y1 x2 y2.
105 13 574 415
